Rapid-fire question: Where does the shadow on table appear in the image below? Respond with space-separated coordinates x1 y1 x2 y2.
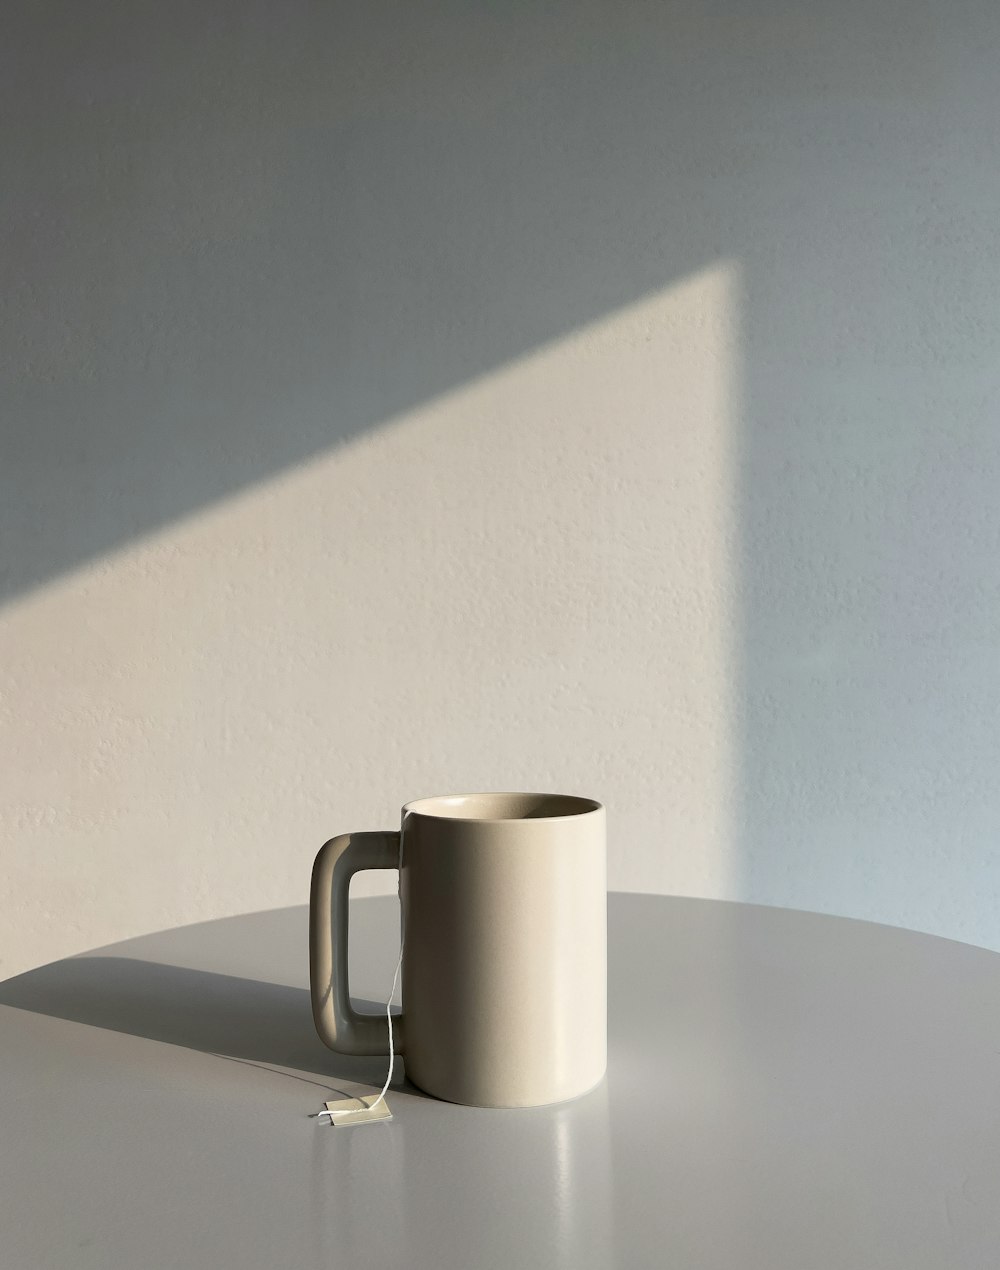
0 956 413 1096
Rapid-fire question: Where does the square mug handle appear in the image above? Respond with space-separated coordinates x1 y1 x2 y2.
309 831 403 1056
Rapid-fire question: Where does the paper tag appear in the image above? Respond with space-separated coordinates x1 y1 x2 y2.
321 1094 392 1126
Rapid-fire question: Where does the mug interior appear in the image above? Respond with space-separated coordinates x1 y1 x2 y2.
403 792 601 821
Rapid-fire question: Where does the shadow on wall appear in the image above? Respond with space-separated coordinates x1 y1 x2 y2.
732 4 1000 938
4 1 1000 942
3 0 729 602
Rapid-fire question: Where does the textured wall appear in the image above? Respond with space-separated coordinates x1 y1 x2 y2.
3 1 1000 976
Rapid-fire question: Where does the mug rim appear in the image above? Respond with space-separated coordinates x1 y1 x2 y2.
402 791 603 823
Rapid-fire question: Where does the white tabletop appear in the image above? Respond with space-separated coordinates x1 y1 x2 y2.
3 894 1000 1268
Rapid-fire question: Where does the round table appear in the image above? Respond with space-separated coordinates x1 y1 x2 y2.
2 894 999 1268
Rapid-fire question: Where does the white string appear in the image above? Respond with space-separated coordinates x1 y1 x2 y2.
317 834 404 1123
360 935 403 1113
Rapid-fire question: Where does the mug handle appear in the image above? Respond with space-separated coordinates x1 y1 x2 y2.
309 830 404 1056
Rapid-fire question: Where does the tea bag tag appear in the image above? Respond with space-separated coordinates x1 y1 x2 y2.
318 1095 392 1126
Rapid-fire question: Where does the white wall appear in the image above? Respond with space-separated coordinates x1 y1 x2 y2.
3 1 1000 976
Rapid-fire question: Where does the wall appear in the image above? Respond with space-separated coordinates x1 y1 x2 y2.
3 1 999 976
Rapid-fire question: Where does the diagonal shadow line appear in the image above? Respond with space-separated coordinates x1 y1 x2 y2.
0 955 424 1095
2 0 725 606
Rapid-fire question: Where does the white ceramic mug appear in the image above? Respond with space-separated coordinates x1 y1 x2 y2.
309 792 607 1108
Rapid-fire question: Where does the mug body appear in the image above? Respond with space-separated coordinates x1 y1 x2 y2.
400 792 606 1108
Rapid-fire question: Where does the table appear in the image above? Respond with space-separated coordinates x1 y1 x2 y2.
3 894 1000 1268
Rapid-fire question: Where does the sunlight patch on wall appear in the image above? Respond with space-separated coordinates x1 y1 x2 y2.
0 262 741 974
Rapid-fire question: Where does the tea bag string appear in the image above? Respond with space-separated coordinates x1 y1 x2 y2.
317 833 404 1121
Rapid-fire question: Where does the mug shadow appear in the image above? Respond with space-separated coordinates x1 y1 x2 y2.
0 956 427 1099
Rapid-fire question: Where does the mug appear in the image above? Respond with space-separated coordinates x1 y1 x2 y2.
309 792 607 1108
